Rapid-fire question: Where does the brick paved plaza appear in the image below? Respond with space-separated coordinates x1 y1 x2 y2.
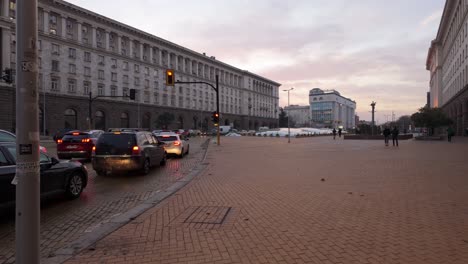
65 136 468 264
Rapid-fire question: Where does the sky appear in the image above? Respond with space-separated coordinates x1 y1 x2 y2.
68 0 445 123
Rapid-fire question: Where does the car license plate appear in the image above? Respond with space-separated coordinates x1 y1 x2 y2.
66 145 78 149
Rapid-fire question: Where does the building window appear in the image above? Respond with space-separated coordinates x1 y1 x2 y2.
51 60 59 72
154 69 158 77
144 67 149 75
111 86 117 96
38 74 43 90
144 79 149 88
51 77 60 91
98 55 105 65
83 81 90 95
135 77 140 86
38 57 42 68
84 67 91 77
68 79 76 93
69 64 76 74
154 81 159 90
111 72 117 82
111 58 117 68
98 84 104 96
68 48 76 59
123 61 129 70
84 52 91 62
98 70 104 80
123 75 129 84
154 93 159 105
134 64 140 73
52 44 60 55
144 91 150 103
37 40 42 50
123 87 129 100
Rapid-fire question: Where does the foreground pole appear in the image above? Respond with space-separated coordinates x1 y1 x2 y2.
15 0 40 263
216 75 220 145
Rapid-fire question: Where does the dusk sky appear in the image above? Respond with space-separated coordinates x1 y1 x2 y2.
68 0 445 123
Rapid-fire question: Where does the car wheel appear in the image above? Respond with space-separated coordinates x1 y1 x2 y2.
141 158 150 175
179 148 185 158
186 146 190 155
66 173 84 199
160 152 167 166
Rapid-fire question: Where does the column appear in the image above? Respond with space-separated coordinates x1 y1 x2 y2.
1 28 11 71
139 42 143 60
91 26 96 48
76 22 82 43
175 55 179 71
43 10 49 34
61 16 67 38
158 49 162 66
2 0 9 17
167 52 171 68
182 57 186 73
104 30 110 51
117 35 122 54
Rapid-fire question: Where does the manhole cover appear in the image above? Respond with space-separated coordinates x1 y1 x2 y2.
184 206 232 224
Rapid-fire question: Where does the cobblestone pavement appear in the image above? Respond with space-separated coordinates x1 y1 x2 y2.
0 137 210 264
65 136 468 264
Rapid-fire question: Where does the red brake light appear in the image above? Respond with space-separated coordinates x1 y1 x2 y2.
162 135 170 138
92 146 96 156
57 139 63 144
72 132 80 136
81 138 91 143
132 146 141 155
133 146 139 151
173 141 181 146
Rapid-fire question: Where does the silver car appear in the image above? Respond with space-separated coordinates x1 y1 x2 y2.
155 133 189 158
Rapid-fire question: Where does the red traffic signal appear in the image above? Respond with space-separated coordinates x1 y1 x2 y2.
166 69 175 86
211 111 219 124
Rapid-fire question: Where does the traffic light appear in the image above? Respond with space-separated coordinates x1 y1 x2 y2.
2 68 13 84
129 89 136 100
211 111 219 124
166 69 175 86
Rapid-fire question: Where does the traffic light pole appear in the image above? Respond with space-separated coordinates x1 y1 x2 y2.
175 75 220 145
15 0 40 263
88 91 134 130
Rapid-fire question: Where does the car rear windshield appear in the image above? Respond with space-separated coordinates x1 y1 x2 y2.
62 134 90 143
95 134 136 155
156 136 178 142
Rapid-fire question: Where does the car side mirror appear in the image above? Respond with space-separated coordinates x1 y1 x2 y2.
51 157 59 165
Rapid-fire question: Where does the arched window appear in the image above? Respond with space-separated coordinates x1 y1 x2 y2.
94 110 105 130
64 108 77 129
120 112 129 128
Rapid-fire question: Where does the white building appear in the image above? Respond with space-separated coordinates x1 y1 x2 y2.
426 0 468 136
0 0 280 133
284 105 310 127
309 88 356 129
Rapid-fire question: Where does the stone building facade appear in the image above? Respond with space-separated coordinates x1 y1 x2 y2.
284 105 311 127
309 88 356 129
0 0 280 134
427 0 468 136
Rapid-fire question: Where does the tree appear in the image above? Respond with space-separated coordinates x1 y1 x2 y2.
396 115 412 133
156 112 175 129
411 107 453 135
278 107 288 127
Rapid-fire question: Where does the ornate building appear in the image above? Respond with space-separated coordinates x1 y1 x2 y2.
427 0 468 136
0 0 280 134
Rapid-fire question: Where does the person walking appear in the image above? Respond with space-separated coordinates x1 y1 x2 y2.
332 128 337 140
447 126 454 142
338 128 342 138
383 126 391 146
391 126 399 147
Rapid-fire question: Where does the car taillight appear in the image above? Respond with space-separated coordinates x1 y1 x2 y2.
132 146 141 155
81 138 91 143
91 146 96 156
57 139 63 144
40 146 47 153
173 141 181 146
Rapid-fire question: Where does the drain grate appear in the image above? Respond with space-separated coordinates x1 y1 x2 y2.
184 206 232 224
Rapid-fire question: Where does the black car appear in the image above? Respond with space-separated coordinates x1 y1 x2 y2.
92 131 167 175
57 130 104 160
0 142 88 208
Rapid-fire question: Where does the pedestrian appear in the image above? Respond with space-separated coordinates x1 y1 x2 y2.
383 126 391 146
391 126 399 147
447 126 454 142
338 128 342 138
332 128 337 140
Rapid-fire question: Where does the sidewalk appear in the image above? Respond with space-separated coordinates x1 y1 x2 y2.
65 137 468 264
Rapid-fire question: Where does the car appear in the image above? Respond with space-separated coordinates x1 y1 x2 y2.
0 129 48 153
53 128 79 142
0 142 88 208
56 130 104 160
155 133 190 158
92 131 167 175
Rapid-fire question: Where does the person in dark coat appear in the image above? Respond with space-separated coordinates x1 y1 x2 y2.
383 127 391 146
338 128 342 138
332 128 337 140
447 126 454 142
391 126 399 147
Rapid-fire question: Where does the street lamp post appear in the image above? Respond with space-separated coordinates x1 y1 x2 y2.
283 88 294 143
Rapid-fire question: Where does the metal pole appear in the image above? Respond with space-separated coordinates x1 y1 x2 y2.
216 75 220 145
15 0 40 263
287 90 290 143
42 88 45 135
88 91 92 130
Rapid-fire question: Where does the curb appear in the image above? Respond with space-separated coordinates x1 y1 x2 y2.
42 138 211 264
